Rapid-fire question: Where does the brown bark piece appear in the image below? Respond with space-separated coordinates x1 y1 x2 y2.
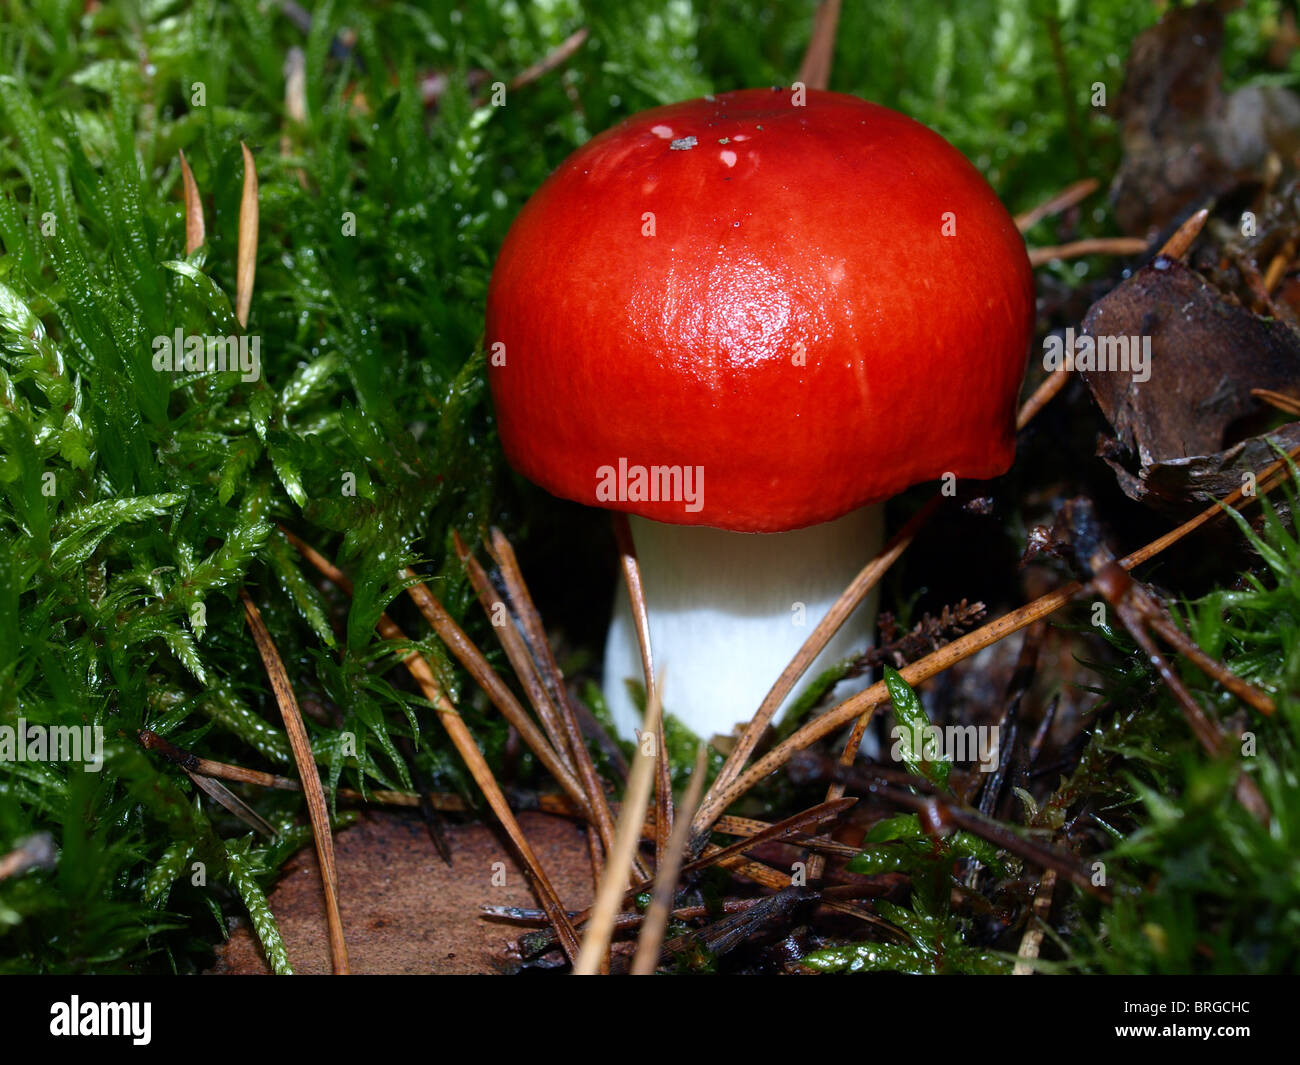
209 812 593 975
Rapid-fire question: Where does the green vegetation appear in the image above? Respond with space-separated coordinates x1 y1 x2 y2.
802 668 1009 974
1061 459 1300 973
0 0 1295 973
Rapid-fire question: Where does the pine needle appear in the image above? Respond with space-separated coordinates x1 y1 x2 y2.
235 142 258 328
241 589 350 975
177 149 205 255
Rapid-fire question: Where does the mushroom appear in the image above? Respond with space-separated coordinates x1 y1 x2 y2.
485 88 1034 741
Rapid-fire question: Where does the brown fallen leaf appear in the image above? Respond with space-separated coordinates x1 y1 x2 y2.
1110 3 1300 239
1079 254 1300 507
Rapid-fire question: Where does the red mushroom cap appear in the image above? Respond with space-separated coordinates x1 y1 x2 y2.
486 88 1034 532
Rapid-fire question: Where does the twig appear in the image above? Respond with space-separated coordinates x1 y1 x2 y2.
1084 552 1272 824
976 623 1044 817
815 761 1110 901
241 589 349 974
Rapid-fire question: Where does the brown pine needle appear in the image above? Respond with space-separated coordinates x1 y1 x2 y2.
235 142 258 328
611 513 671 870
451 532 577 774
486 527 635 879
631 743 709 974
379 609 584 962
185 769 279 839
403 573 588 806
139 728 545 811
611 514 655 697
278 528 582 961
1024 205 1212 266
1158 207 1210 260
796 0 842 91
1251 388 1300 416
1264 238 1296 294
680 798 855 878
509 27 589 90
1147 614 1275 716
574 681 662 975
240 590 349 975
177 150 205 255
280 525 586 808
1014 178 1098 233
1028 237 1148 267
1120 442 1300 570
691 442 1300 836
1016 366 1073 430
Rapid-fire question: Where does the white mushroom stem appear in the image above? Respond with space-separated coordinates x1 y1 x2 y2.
603 506 885 741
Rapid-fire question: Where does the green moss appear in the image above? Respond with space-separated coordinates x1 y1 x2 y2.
0 0 1292 973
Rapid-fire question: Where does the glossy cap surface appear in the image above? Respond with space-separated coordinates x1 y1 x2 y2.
486 89 1034 531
